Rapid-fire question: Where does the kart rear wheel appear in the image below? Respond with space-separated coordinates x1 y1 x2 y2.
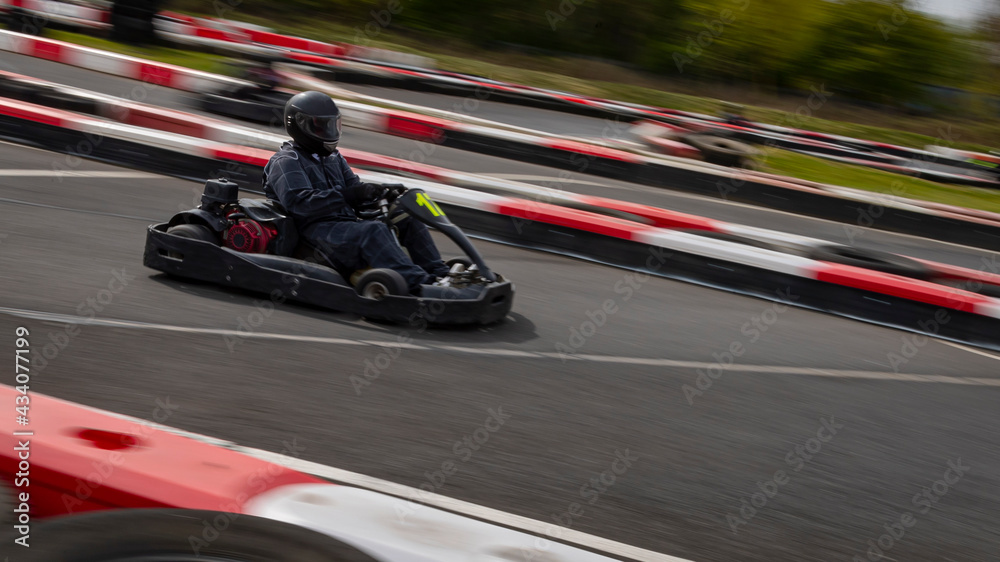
166 224 220 260
19 508 380 562
356 268 409 300
684 134 757 168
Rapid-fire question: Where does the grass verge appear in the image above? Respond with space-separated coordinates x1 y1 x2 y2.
763 149 1000 214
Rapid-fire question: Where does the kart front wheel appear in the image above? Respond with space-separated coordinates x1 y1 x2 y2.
356 268 409 300
445 257 474 270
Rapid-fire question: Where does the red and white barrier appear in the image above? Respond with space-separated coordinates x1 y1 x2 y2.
4 91 999 320
0 29 241 92
0 0 109 29
0 386 645 561
0 385 323 518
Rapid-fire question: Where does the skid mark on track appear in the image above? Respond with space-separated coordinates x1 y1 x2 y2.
2 306 998 387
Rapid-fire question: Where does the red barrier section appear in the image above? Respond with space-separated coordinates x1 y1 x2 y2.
495 199 652 240
0 386 324 518
286 52 344 67
210 146 273 166
814 264 993 312
31 39 62 62
0 97 77 127
543 139 644 163
118 106 208 138
385 114 448 142
138 63 176 87
340 149 450 182
575 195 723 232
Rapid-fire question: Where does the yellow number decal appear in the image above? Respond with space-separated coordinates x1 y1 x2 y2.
416 193 445 217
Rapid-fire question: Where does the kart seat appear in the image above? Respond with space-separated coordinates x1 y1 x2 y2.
293 239 354 281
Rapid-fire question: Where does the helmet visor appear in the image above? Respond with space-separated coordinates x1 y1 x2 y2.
295 113 342 143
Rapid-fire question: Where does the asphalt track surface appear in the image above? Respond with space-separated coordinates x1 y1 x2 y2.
3 52 996 271
3 140 1000 562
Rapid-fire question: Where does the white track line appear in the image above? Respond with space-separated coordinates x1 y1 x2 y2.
0 170 163 178
16 386 690 561
3 306 999 387
938 340 1000 362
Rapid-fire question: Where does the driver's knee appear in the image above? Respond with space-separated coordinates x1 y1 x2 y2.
357 220 393 242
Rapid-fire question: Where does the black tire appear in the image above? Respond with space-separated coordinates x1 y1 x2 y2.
675 229 780 251
355 268 409 300
21 508 381 562
167 224 219 244
684 134 757 168
805 244 932 279
166 224 220 260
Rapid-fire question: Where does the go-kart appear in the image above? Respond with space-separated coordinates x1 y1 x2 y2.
199 85 293 124
142 179 514 325
198 58 294 124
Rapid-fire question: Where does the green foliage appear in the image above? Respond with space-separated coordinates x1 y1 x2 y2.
166 0 991 109
791 0 967 102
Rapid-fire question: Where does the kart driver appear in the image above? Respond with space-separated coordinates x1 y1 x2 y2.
263 91 451 294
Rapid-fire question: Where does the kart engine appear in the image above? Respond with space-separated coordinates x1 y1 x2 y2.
225 219 275 254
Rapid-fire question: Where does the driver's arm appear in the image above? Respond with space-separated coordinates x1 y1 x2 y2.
337 153 362 190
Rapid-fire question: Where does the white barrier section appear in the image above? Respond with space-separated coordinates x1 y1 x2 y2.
976 300 1000 320
246 484 631 562
635 230 818 278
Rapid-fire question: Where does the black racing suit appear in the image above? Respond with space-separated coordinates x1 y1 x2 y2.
262 141 449 291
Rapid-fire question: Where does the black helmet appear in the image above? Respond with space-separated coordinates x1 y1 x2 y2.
284 91 342 156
